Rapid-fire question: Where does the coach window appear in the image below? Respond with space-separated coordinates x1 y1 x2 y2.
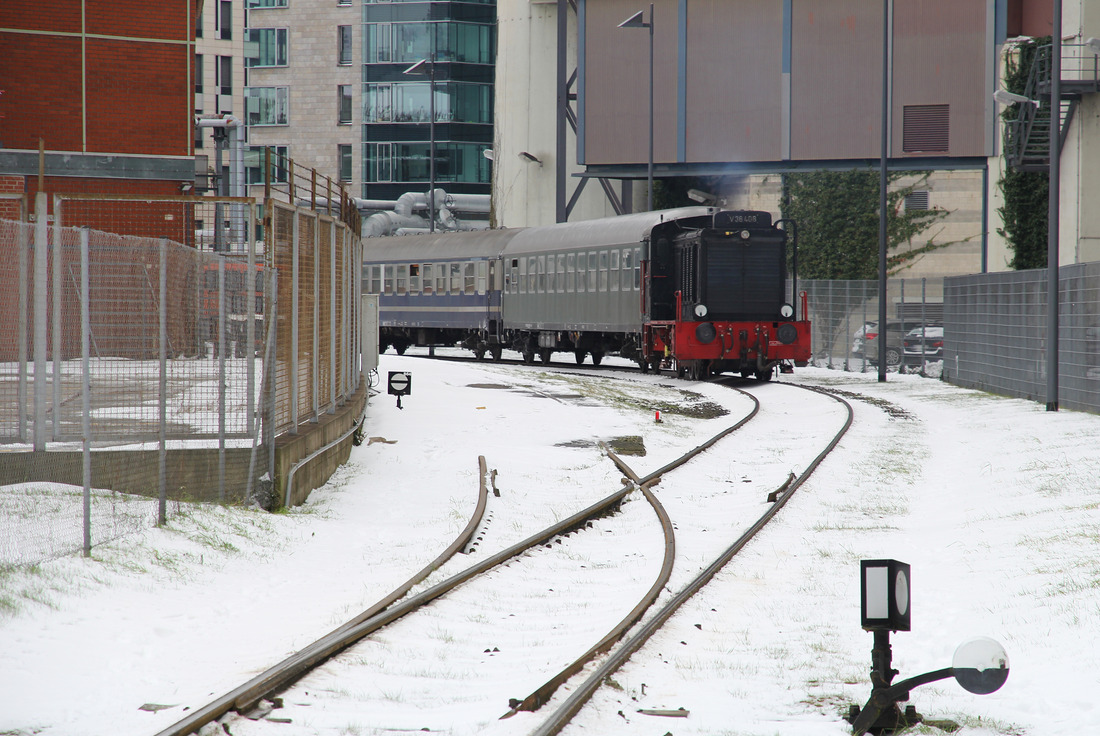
620 249 632 290
476 261 488 294
368 265 381 294
557 254 566 293
609 250 619 292
450 263 462 294
588 252 597 292
409 264 421 294
464 263 475 294
421 264 433 295
538 255 547 293
576 252 585 293
383 265 394 294
597 251 608 292
528 257 537 293
634 247 642 289
566 253 575 293
396 264 408 295
518 258 526 293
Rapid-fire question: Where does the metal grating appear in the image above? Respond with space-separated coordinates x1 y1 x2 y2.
902 104 949 153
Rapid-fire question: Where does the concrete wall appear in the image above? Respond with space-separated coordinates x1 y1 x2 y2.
492 0 623 227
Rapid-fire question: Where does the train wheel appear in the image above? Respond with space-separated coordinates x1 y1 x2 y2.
754 367 774 382
474 348 486 361
522 349 536 364
574 350 586 365
539 348 552 364
591 352 604 366
490 345 503 361
637 357 649 373
676 363 686 379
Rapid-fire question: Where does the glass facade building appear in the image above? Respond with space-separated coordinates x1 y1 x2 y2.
362 0 495 200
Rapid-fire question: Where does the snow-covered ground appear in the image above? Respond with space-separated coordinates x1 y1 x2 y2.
2 354 1097 736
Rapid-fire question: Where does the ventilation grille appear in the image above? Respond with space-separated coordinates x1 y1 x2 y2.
903 105 949 153
905 190 930 211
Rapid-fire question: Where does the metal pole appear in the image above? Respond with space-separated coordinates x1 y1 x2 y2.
877 0 890 382
1047 3 1062 411
218 257 227 502
81 229 91 556
429 54 436 233
647 3 654 212
33 193 48 450
159 239 168 526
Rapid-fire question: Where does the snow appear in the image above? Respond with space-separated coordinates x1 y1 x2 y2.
2 353 1098 736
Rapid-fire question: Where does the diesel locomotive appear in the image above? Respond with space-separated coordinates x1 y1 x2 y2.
362 207 811 380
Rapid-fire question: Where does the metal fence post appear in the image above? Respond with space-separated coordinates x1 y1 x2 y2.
81 228 91 556
33 193 48 450
218 257 227 502
291 212 299 432
330 219 337 412
246 204 257 434
51 197 62 439
18 220 29 442
159 238 168 525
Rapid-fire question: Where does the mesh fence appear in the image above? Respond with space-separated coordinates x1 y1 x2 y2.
800 277 945 373
2 154 363 568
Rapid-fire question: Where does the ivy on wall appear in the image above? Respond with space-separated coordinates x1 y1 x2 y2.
997 36 1050 270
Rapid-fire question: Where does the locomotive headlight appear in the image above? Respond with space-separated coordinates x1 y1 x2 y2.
694 303 708 318
779 303 794 319
740 230 751 240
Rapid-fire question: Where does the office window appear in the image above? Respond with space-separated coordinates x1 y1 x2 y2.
247 0 287 7
338 85 353 124
339 144 352 182
245 144 289 185
217 55 233 96
195 54 204 93
244 87 289 125
338 0 352 5
247 28 288 68
218 1 232 41
338 26 353 65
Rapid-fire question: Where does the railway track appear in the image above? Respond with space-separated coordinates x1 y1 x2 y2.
153 369 851 736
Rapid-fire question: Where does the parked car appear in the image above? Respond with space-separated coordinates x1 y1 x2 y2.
858 320 939 366
902 325 944 363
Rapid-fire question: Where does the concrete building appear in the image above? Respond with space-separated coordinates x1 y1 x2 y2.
491 0 1100 278
0 0 197 231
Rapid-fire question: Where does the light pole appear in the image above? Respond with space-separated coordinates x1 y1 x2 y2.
404 55 437 232
618 4 654 211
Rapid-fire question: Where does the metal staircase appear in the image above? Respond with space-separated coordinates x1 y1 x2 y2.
1002 42 1100 172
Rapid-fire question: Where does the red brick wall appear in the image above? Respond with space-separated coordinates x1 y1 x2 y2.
0 1 196 156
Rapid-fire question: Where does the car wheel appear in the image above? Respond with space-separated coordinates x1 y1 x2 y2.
885 347 902 366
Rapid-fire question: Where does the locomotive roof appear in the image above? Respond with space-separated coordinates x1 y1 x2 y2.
504 206 716 255
361 227 521 262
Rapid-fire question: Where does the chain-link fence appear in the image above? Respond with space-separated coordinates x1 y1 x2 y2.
800 278 945 373
1 181 362 568
946 264 1100 412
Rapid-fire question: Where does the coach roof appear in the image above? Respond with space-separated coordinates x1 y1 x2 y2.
361 228 521 262
504 207 716 256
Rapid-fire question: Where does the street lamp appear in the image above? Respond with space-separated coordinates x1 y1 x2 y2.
403 55 436 232
618 4 654 211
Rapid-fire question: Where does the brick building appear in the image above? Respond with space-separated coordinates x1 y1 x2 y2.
0 0 198 235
